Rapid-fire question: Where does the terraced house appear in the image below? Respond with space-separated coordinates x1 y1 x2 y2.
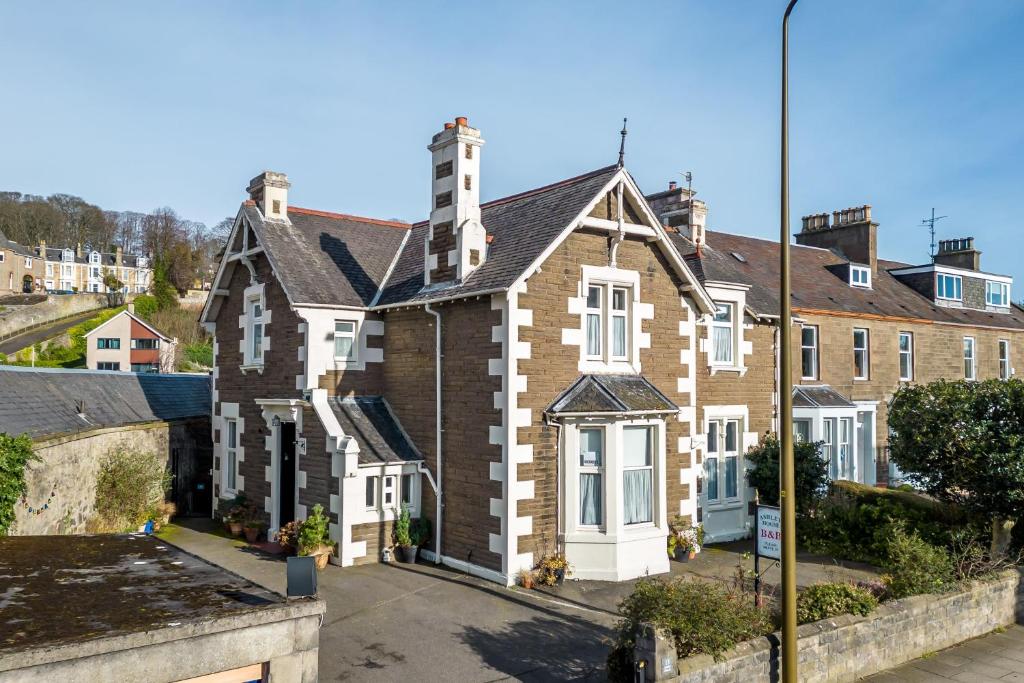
201 117 1024 584
648 185 1024 541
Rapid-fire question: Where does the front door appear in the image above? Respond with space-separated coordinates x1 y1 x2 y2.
279 422 296 527
702 418 747 543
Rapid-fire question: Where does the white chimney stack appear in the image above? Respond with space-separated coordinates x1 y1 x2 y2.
246 171 291 221
424 117 486 285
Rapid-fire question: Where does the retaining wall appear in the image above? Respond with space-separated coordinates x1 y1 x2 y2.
640 570 1024 682
0 294 110 341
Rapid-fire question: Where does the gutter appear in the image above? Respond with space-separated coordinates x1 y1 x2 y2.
424 302 443 564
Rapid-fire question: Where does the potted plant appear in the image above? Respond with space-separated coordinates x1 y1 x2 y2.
226 507 244 537
243 510 266 544
517 568 536 590
275 519 303 555
669 516 703 562
393 504 417 563
298 504 333 570
537 553 572 586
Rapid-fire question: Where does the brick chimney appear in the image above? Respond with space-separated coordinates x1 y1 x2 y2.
76 242 84 260
38 240 46 258
424 117 486 285
645 182 707 248
246 171 291 221
934 237 981 271
115 246 123 267
795 205 877 274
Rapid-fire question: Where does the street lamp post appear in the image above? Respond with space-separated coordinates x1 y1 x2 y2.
780 1 800 682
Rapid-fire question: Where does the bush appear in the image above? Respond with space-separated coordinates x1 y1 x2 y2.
394 504 412 546
883 523 954 599
801 480 962 565
183 341 213 367
132 294 158 319
608 577 772 678
0 434 38 535
93 450 172 532
298 503 331 555
746 433 830 515
796 583 878 624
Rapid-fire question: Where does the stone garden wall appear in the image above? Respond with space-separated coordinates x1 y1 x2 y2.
643 569 1024 682
0 293 109 341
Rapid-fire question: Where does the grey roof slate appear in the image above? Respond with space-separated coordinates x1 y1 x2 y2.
547 374 678 414
0 366 210 440
376 165 619 306
328 396 421 465
249 206 410 307
792 385 856 408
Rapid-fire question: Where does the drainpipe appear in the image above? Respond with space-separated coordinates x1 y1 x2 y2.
424 302 443 564
545 414 564 554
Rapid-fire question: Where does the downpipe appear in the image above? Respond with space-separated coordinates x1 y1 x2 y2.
425 302 443 564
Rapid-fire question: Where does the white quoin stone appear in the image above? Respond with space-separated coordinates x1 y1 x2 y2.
247 171 291 221
425 118 487 283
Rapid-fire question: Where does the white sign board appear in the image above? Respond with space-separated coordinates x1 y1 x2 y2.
756 506 782 560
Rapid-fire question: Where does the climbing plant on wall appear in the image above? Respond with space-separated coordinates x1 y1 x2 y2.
0 434 38 535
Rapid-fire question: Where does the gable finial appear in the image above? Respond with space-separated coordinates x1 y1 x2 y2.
617 117 628 168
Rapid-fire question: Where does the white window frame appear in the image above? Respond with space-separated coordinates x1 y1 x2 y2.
333 320 357 360
837 417 853 480
45 262 53 276
224 419 238 493
244 287 265 367
97 361 120 371
382 475 397 509
89 251 100 265
578 266 643 373
999 340 1011 380
823 417 836 479
622 425 655 527
611 286 630 361
584 285 603 360
986 281 1009 308
793 419 811 443
578 426 605 529
364 475 378 510
24 256 32 269
62 249 74 263
800 325 818 380
898 332 914 381
705 418 742 506
963 336 976 380
400 473 418 513
853 328 870 380
937 273 962 301
710 302 736 367
849 265 871 288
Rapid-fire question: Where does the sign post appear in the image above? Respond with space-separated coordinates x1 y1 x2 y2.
754 505 781 605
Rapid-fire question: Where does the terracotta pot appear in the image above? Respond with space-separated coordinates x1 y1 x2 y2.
229 521 243 537
314 552 330 570
243 526 260 544
688 550 697 560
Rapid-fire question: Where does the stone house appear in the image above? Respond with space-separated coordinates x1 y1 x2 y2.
0 228 45 293
648 184 1024 540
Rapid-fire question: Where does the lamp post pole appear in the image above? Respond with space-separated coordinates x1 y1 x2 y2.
780 1 800 681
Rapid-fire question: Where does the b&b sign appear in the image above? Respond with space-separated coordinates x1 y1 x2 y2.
756 506 781 560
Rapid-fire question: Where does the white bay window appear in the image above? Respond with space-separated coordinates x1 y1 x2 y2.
579 427 604 527
622 426 653 525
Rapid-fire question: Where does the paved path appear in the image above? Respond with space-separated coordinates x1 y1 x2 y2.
864 626 1024 682
0 308 100 354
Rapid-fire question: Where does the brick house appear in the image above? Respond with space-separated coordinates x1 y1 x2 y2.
201 118 720 583
648 185 1024 540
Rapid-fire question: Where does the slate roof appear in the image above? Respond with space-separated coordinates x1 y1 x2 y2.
376 166 619 305
671 230 1024 330
792 385 856 409
42 247 147 267
0 367 210 440
249 205 410 308
328 396 421 465
547 374 678 415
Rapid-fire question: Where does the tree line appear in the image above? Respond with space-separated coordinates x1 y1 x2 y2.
0 191 232 292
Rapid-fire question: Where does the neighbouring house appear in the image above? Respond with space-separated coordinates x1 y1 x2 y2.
0 534 323 682
647 184 1024 540
201 116 1024 584
0 228 151 295
84 305 177 373
0 366 211 534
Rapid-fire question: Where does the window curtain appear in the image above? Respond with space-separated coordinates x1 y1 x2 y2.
580 473 602 525
586 313 601 355
712 326 732 363
623 469 652 524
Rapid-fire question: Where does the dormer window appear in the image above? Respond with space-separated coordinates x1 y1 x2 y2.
850 265 871 288
62 249 74 263
937 273 962 301
89 251 100 265
986 281 1009 307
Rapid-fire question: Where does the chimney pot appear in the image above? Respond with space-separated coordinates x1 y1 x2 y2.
669 181 677 191
455 116 468 127
443 122 455 130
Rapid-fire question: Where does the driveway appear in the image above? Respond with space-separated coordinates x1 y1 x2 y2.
159 520 616 681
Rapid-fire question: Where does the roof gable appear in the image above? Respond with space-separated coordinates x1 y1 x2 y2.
84 309 172 341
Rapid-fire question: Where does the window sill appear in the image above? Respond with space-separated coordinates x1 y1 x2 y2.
709 364 748 377
706 501 744 512
239 363 265 375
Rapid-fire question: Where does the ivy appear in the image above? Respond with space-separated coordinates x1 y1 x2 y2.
0 433 38 535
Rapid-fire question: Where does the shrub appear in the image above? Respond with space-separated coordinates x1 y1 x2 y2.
889 378 1024 524
184 341 213 367
298 503 331 555
93 450 172 532
883 523 954 599
800 480 961 565
608 577 772 678
796 583 878 624
132 294 158 319
275 519 303 554
0 434 38 535
394 504 412 546
746 433 829 515
410 515 431 547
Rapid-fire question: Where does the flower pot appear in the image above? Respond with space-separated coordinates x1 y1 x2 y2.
554 568 566 585
395 545 418 564
674 547 690 563
688 549 697 560
243 526 260 544
228 521 243 537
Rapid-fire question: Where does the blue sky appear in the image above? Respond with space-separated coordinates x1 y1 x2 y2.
2 1 1022 288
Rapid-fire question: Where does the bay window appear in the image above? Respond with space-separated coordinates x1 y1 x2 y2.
382 475 396 508
711 303 735 365
579 428 604 526
365 476 378 509
823 418 836 479
622 426 653 525
838 417 852 480
334 320 356 360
